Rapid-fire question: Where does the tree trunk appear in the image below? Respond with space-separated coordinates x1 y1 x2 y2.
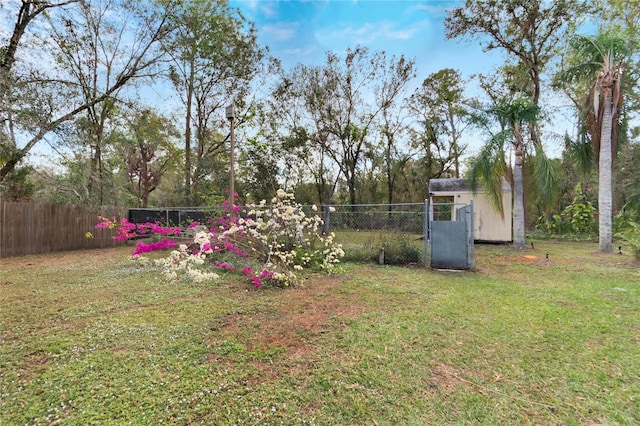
598 91 613 253
348 172 357 207
509 115 532 249
513 144 526 248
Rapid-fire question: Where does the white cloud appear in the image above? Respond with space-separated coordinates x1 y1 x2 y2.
280 45 319 57
262 22 299 41
238 0 279 18
316 19 431 47
407 3 450 18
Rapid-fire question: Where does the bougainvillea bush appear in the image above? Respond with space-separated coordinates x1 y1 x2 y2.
97 190 344 287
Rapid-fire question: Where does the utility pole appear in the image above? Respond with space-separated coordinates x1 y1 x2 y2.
225 103 236 212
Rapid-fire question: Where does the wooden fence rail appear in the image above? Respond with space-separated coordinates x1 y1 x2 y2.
0 202 127 257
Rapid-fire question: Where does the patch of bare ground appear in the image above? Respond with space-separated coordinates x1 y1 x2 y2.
427 363 468 392
587 251 640 268
212 273 368 373
18 351 50 381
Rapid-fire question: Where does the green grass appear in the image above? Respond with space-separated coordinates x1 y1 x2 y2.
1 241 639 425
335 230 425 264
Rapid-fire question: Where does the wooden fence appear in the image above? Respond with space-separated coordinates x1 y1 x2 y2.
0 202 127 257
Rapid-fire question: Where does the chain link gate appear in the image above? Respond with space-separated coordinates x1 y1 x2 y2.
425 199 475 270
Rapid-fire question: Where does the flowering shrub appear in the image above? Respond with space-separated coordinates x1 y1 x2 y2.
96 216 182 241
96 190 344 287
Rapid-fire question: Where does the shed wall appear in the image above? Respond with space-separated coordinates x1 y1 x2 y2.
432 191 512 242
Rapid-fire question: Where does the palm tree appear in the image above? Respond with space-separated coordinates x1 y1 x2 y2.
556 32 632 252
470 94 540 248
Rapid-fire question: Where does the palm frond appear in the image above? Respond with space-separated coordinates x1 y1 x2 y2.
532 144 560 209
469 131 509 217
565 132 594 177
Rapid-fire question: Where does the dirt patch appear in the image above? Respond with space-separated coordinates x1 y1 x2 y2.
428 363 467 391
18 351 51 381
216 273 368 365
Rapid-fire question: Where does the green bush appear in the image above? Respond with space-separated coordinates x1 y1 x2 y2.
342 246 378 263
376 234 423 265
536 184 597 239
614 208 640 260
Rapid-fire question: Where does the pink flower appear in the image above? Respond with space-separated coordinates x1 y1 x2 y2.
251 276 262 287
132 239 178 256
259 269 274 279
225 242 247 257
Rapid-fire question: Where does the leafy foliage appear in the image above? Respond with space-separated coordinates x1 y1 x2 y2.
614 207 640 259
377 234 422 265
562 184 597 233
99 190 344 287
536 184 597 237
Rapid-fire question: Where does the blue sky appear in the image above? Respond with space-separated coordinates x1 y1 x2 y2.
230 0 505 81
229 0 578 158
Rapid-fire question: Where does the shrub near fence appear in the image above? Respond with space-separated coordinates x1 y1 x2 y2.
322 203 427 265
126 203 428 265
0 202 127 257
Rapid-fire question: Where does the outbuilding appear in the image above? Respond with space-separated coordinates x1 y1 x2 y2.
428 178 512 243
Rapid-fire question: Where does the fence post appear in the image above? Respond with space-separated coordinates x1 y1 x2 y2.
468 199 475 271
423 199 429 268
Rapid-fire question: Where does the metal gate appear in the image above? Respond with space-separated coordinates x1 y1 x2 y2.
427 200 475 270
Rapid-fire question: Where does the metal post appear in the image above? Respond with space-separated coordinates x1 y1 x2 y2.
423 199 429 268
225 104 236 212
469 199 475 271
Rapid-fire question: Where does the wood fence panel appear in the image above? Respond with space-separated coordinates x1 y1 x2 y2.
0 202 127 257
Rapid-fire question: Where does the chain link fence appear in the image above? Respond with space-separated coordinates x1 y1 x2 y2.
127 202 475 268
128 203 429 265
321 203 425 233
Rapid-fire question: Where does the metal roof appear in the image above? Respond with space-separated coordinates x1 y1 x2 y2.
428 178 511 193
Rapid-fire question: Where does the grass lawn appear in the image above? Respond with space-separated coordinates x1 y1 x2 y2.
1 240 638 425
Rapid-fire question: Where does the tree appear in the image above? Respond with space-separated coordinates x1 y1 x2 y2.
470 94 539 248
260 63 341 211
120 109 179 207
378 103 412 205
0 0 177 183
47 0 139 204
163 0 265 205
555 32 634 252
406 68 470 182
238 136 281 204
0 0 79 88
261 48 413 208
444 0 591 195
307 47 415 206
445 0 590 107
613 140 640 213
0 0 80 185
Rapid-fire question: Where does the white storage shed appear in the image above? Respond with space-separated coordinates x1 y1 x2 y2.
429 178 512 243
